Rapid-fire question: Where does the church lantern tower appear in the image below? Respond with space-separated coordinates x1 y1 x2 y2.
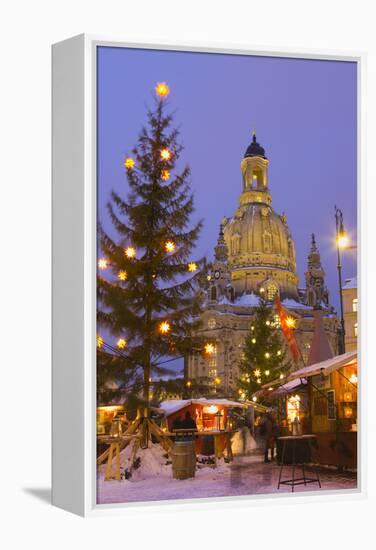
305 234 329 308
223 132 299 301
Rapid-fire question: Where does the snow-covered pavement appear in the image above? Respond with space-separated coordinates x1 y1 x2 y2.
96 443 357 505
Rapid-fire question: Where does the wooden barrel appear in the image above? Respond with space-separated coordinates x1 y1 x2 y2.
172 441 196 480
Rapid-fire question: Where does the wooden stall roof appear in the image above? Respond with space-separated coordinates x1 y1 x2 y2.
159 398 249 416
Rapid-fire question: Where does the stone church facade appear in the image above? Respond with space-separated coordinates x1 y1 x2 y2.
185 133 339 395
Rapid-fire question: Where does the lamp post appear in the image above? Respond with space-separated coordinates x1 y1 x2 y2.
334 206 347 354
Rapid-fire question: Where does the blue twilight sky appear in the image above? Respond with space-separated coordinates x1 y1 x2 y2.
97 46 357 357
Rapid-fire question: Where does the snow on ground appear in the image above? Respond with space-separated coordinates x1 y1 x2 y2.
231 428 257 456
97 443 357 505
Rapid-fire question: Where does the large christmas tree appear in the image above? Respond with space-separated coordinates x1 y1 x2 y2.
237 297 291 401
97 82 207 407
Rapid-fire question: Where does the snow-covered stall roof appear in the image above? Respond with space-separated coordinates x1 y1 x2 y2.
286 350 357 382
159 398 248 416
342 277 357 290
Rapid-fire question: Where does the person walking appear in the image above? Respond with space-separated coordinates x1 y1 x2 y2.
259 411 274 463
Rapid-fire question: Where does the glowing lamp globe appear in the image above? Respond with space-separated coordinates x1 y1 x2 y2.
155 82 170 98
337 234 349 249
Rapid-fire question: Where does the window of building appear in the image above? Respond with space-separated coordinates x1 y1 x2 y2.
210 286 217 301
266 282 278 301
354 322 358 337
208 318 216 329
263 232 272 254
327 390 336 420
352 298 358 312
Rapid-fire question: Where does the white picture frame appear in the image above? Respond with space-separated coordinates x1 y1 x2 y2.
52 34 366 517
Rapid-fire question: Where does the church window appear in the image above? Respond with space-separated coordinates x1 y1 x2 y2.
266 282 278 301
231 234 241 255
354 322 358 337
210 286 217 301
352 298 358 312
307 289 316 307
251 166 264 188
208 318 216 329
263 232 272 254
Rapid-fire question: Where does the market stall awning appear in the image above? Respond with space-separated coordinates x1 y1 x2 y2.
286 350 357 382
257 378 306 399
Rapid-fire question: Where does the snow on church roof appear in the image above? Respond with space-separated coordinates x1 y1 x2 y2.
282 298 312 310
234 293 260 306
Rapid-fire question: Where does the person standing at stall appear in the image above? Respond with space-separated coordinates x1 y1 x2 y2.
259 411 274 463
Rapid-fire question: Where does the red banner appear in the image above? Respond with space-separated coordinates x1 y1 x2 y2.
275 295 300 362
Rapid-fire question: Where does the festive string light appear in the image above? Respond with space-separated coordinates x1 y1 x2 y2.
257 378 262 384
265 352 270 359
117 338 127 349
260 287 265 293
207 275 212 281
214 377 221 385
161 169 170 181
265 370 270 376
188 262 198 272
165 241 175 253
118 270 127 281
98 258 108 270
251 326 255 331
125 247 136 259
155 82 170 97
286 316 296 329
265 320 271 326
160 148 172 161
186 380 192 388
254 369 261 378
251 338 256 344
268 387 273 391
252 396 257 402
124 157 135 170
280 373 284 379
277 350 282 356
349 373 358 384
204 343 215 355
97 335 104 349
159 321 171 334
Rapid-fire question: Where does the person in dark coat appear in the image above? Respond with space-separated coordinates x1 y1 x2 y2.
181 411 197 430
260 412 274 463
172 415 183 431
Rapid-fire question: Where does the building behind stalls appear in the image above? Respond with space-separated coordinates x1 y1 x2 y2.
185 133 339 395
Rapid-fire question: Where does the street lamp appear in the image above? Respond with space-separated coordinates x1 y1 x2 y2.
334 206 347 353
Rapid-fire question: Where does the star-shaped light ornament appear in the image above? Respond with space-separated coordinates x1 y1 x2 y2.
155 82 170 98
159 321 171 334
188 262 198 273
124 157 135 170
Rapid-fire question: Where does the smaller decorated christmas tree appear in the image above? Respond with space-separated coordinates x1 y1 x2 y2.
237 297 291 401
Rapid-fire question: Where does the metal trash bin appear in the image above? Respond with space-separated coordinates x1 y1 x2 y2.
172 440 196 480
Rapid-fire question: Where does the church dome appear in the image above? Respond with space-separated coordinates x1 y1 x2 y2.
222 134 299 301
244 132 267 159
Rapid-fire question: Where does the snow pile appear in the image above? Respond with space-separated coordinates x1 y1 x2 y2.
231 428 258 456
99 442 171 482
